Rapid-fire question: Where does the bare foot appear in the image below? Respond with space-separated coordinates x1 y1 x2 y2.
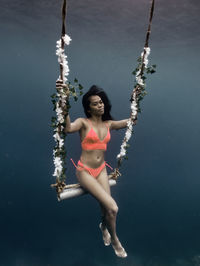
111 238 127 258
99 223 111 246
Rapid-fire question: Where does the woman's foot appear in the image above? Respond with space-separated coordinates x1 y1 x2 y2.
99 223 111 246
111 238 127 258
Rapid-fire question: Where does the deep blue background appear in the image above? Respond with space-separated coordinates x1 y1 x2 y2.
0 0 200 265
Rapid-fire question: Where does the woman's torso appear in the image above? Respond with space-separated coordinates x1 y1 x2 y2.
79 118 111 168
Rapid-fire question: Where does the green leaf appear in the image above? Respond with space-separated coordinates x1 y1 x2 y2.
70 87 75 93
150 69 156 74
51 117 57 122
132 70 136 75
79 84 83 90
51 93 57 98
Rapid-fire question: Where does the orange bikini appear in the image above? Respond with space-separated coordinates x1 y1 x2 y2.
81 119 110 151
71 119 112 178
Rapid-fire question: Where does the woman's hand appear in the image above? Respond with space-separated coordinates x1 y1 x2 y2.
56 79 70 95
55 79 70 116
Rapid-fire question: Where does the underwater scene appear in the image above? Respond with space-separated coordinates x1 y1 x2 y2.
0 0 200 265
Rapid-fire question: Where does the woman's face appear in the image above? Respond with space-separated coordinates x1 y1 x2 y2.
88 95 104 116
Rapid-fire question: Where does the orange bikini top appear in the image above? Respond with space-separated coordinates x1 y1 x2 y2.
81 119 111 151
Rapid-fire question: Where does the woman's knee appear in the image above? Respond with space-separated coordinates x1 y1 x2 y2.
106 201 118 218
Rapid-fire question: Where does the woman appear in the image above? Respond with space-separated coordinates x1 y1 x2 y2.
58 82 128 258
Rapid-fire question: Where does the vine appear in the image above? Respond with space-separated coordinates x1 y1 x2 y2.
116 0 156 169
51 0 83 193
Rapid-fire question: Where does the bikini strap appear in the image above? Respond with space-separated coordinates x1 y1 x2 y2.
105 162 113 170
70 158 78 169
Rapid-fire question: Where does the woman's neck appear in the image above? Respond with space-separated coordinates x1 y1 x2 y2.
89 115 103 124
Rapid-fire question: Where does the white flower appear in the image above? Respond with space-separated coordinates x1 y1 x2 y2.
63 34 72 45
55 103 65 123
125 130 131 141
53 166 63 177
145 47 151 55
117 142 127 159
54 156 62 167
132 111 137 118
53 156 63 177
141 47 151 68
136 69 144 86
58 138 64 148
53 132 60 141
127 119 132 128
117 149 126 159
56 36 71 83
55 106 62 115
57 115 64 124
144 58 149 67
56 47 63 56
56 39 61 47
128 123 133 132
136 70 141 77
136 75 144 86
131 101 137 111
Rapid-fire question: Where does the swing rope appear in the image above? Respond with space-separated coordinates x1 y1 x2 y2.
51 0 156 200
111 0 156 180
51 0 71 195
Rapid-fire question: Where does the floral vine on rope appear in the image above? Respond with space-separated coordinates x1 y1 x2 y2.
117 46 156 163
51 34 83 185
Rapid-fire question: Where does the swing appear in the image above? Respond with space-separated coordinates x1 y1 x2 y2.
51 0 156 201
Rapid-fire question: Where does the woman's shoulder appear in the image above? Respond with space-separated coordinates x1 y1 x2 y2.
71 117 88 129
104 120 113 128
78 117 89 128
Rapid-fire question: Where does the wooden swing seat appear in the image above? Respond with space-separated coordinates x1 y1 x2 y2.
59 178 117 200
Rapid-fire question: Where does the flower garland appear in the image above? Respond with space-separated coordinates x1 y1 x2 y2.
52 34 72 182
51 1 84 193
116 0 155 168
52 35 84 184
117 46 156 164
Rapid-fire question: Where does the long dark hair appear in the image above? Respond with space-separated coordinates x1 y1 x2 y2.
82 85 113 121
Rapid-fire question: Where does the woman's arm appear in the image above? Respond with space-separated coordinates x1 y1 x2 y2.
109 119 129 130
55 80 84 134
65 116 84 133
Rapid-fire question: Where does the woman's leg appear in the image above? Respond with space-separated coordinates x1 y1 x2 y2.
97 168 127 257
76 168 127 257
99 208 111 246
98 173 111 246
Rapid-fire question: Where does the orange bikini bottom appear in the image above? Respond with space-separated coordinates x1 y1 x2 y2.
71 159 113 178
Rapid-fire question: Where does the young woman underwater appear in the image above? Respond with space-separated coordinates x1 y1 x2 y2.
57 81 129 258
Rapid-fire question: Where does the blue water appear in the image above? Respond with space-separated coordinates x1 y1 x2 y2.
1 0 200 265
